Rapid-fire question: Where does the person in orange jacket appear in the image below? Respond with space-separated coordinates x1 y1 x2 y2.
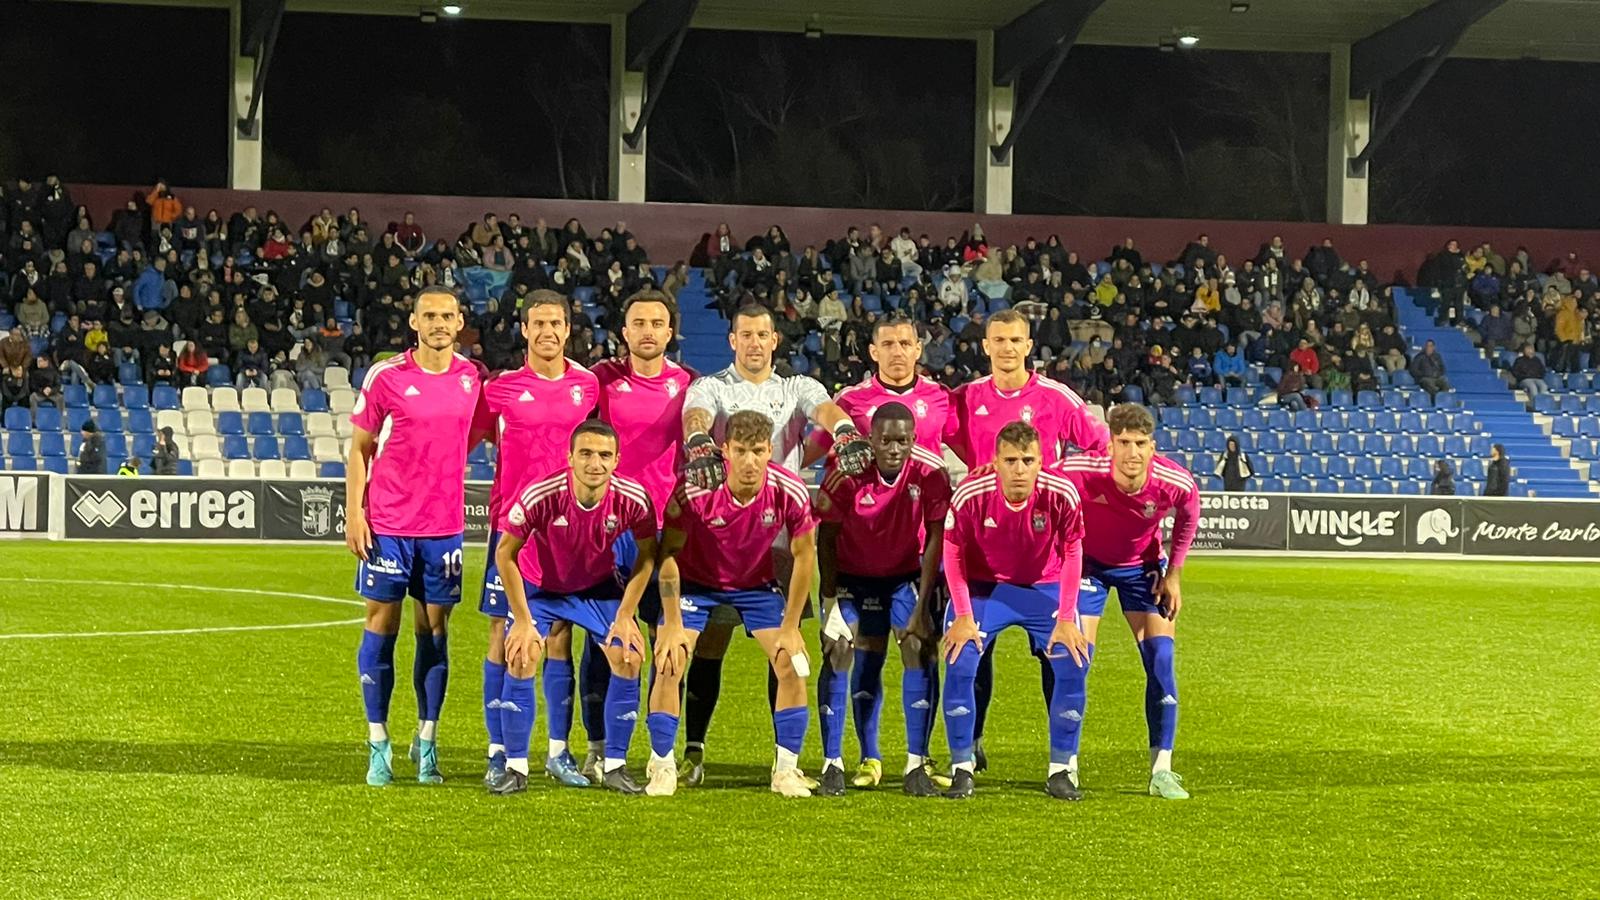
146 180 183 226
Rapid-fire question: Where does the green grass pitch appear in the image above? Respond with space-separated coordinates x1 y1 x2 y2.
4 544 1598 897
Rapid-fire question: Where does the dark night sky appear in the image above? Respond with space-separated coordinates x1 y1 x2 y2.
3 2 1599 228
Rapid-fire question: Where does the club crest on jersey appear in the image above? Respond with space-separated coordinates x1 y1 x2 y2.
459 374 474 393
1020 404 1035 423
666 380 680 398
762 508 776 526
908 484 921 501
604 513 619 532
914 399 928 418
1143 500 1157 518
1032 510 1047 532
569 385 584 405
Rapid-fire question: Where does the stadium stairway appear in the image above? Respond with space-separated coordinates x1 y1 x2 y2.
674 269 733 373
1394 288 1595 498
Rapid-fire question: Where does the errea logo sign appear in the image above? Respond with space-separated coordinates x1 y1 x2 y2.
73 487 256 530
0 475 42 531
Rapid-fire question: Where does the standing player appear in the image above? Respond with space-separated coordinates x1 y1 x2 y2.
474 290 599 788
815 402 951 795
675 303 871 785
488 421 659 795
1053 404 1198 800
646 410 818 797
939 421 1090 800
346 287 482 787
805 315 950 460
946 307 1109 772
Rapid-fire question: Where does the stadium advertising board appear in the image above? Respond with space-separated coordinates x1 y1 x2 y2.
1177 492 1287 551
0 473 51 535
63 477 260 540
1287 496 1409 553
1461 499 1600 559
260 480 492 543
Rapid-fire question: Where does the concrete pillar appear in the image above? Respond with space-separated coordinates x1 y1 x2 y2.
228 0 263 190
974 32 1014 216
609 15 647 203
1326 43 1371 225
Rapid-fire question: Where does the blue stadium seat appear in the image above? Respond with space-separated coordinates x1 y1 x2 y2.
1532 394 1557 413
247 412 275 436
1329 389 1353 408
1441 435 1467 456
301 390 329 413
790 354 812 375
152 385 180 410
94 408 122 432
123 385 150 410
1199 387 1222 406
117 363 142 385
282 436 311 460
92 384 119 409
1459 459 1485 480
178 459 194 476
468 444 492 464
1175 386 1198 406
8 454 37 471
1202 432 1228 453
352 367 369 389
40 457 68 475
222 435 250 460
1240 409 1266 431
1225 388 1248 406
1398 412 1423 432
5 432 33 456
132 434 155 460
1398 480 1423 495
1559 395 1584 414
1213 409 1240 430
1263 366 1283 387
126 409 153 434
1293 410 1317 432
1298 456 1324 476
278 413 304 436
103 434 127 462
1357 390 1380 408
1310 433 1335 454
1159 408 1185 427
1314 478 1340 493
468 463 494 482
1371 411 1401 432
1266 409 1293 431
1255 432 1282 453
206 366 232 387
66 407 90 432
1351 457 1378 479
1415 435 1442 456
1336 433 1362 455
1280 432 1309 454
1390 434 1416 455
1379 458 1405 479
318 462 346 478
1121 385 1145 405
1390 370 1415 388
1325 457 1352 478
1405 458 1431 479
1468 435 1491 456
253 437 280 460
2 408 28 431
1177 431 1202 453
1260 477 1286 492
217 412 244 435
63 384 87 408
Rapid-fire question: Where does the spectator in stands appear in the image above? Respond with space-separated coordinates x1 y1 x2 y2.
177 340 210 387
1375 323 1408 372
16 287 49 336
1215 436 1255 492
1553 294 1586 371
1212 341 1245 387
152 426 180 476
84 341 115 386
395 212 426 257
1 364 29 412
1410 339 1450 398
236 339 268 391
1322 354 1352 395
482 235 514 272
1289 338 1323 389
77 421 104 474
1510 344 1548 399
1484 445 1510 496
146 180 182 227
294 337 329 392
1479 302 1513 354
1275 362 1308 411
145 343 178 387
1430 460 1456 495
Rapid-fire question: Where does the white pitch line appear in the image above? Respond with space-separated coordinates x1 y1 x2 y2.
4 578 365 640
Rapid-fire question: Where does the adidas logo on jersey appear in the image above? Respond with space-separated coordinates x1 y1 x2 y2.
552 515 569 526
403 385 421 397
518 390 535 402
710 517 728 527
983 517 998 528
1092 494 1109 504
617 382 633 392
975 404 989 416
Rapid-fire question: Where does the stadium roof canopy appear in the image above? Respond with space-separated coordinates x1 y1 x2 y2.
47 0 1600 220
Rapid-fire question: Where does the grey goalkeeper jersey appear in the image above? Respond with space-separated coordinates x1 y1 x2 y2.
683 365 830 472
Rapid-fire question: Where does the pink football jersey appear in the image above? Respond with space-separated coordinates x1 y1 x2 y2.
943 468 1084 588
501 471 656 593
593 356 695 527
811 374 951 457
816 445 951 578
666 463 817 592
476 360 599 527
945 373 1109 468
1053 453 1200 568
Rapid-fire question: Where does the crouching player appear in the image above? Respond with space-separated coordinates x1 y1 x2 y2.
1054 403 1197 800
815 401 951 796
647 410 818 797
939 421 1090 800
488 421 658 795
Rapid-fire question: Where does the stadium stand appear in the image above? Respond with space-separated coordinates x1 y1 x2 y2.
1 177 1595 496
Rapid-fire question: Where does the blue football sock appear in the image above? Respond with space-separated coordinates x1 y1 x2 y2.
482 658 506 749
773 705 808 756
579 641 611 744
604 674 640 761
972 637 996 742
543 657 575 745
1141 636 1179 751
1047 652 1088 765
647 711 678 758
357 630 397 725
901 664 934 758
851 648 886 761
499 675 536 762
414 632 448 723
818 653 849 760
943 643 981 764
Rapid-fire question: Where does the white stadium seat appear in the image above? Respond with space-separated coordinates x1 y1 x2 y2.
270 388 301 413
333 414 354 438
226 459 256 478
312 437 342 463
196 458 226 479
257 460 287 479
288 460 318 479
323 367 351 390
181 386 210 411
211 387 241 412
240 387 271 412
189 435 222 461
185 411 217 436
305 412 336 438
328 389 356 415
155 409 186 434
